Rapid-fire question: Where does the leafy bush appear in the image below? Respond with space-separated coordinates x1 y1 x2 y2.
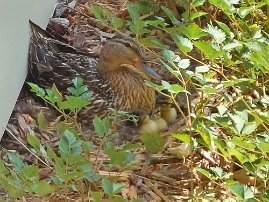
92 0 269 200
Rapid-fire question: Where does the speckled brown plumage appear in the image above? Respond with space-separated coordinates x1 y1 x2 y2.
28 21 157 124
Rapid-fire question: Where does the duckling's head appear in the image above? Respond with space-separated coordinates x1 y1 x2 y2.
97 38 160 80
138 114 159 134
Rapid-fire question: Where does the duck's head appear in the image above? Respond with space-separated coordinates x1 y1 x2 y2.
97 38 160 80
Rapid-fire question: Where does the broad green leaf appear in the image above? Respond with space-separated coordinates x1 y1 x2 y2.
196 123 216 150
193 41 223 60
180 23 207 40
140 133 165 153
20 165 39 181
8 153 24 172
102 178 124 197
107 14 123 29
0 177 24 198
93 116 110 137
195 167 213 179
257 141 269 153
226 180 255 200
172 134 191 144
34 180 56 196
106 147 135 165
90 191 103 201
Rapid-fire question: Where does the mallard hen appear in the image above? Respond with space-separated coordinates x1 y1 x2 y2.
28 21 160 123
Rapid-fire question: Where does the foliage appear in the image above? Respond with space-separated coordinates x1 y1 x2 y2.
2 0 269 200
93 0 269 200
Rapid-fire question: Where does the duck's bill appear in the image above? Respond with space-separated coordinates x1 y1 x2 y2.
144 63 161 80
121 63 161 80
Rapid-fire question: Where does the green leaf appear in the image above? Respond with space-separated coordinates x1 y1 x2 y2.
60 130 82 157
192 0 206 7
20 165 39 181
0 177 24 198
45 84 63 105
128 5 140 23
106 146 135 165
171 34 193 53
59 96 88 112
180 23 207 40
195 65 209 73
36 111 48 131
102 178 124 197
195 167 213 179
0 161 9 175
172 134 191 144
140 133 165 153
161 6 180 26
193 40 223 60
90 191 103 201
204 24 226 44
196 123 216 150
28 82 45 97
257 141 269 153
91 5 105 22
226 180 255 200
8 153 25 172
27 134 41 152
34 180 56 196
93 116 110 137
108 14 124 29
139 36 169 49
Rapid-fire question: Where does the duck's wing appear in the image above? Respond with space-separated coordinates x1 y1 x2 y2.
28 20 98 91
29 21 118 120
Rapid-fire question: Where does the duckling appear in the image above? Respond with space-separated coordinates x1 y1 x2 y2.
152 108 168 131
138 114 159 134
160 104 177 125
28 21 161 124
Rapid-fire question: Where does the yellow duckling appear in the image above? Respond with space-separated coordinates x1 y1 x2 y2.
152 108 168 131
138 114 159 134
160 104 177 125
